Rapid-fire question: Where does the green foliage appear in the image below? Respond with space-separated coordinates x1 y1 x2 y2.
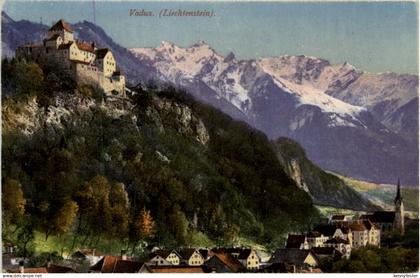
2 63 319 253
323 246 419 273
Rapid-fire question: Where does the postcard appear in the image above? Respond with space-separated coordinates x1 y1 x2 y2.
1 0 418 274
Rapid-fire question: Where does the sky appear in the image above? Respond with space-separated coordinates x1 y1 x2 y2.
2 1 419 74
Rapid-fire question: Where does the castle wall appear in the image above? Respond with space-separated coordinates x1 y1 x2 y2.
73 63 125 97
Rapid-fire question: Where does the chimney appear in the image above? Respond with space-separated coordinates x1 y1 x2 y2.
19 260 24 273
121 249 127 260
46 258 51 268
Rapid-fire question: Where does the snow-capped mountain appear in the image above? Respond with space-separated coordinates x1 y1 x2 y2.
258 55 418 140
131 42 418 185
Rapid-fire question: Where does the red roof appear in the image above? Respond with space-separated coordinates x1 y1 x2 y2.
77 41 95 53
49 19 73 33
211 252 244 272
146 266 206 273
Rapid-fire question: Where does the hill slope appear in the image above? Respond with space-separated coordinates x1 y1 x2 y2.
273 138 377 211
2 59 321 248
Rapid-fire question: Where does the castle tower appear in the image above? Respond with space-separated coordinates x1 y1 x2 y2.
394 178 404 235
47 19 74 43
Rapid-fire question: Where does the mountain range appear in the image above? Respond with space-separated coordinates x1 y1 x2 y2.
2 13 418 186
130 42 418 185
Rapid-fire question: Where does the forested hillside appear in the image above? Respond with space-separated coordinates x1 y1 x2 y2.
2 58 320 257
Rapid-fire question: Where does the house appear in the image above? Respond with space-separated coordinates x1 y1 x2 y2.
350 222 369 248
204 252 245 273
177 248 204 266
306 231 329 248
285 234 309 249
237 249 260 270
71 248 103 265
268 249 319 272
148 249 182 266
324 237 351 259
139 265 208 273
361 219 381 246
89 254 140 273
16 19 126 96
310 247 343 260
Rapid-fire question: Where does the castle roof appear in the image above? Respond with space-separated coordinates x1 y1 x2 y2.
96 48 110 59
77 41 95 53
57 42 74 50
49 19 73 33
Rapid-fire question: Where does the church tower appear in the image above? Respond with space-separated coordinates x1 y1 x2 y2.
394 178 405 235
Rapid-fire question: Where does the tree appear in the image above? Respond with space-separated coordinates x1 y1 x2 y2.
128 207 156 255
2 178 26 227
168 205 189 245
84 175 112 244
109 182 130 239
53 199 79 236
16 217 35 259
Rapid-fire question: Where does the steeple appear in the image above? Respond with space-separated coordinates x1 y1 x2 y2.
394 177 404 235
394 177 402 205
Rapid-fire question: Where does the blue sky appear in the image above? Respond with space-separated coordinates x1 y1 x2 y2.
3 1 418 74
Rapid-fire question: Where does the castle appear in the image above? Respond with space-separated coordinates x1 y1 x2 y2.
16 19 125 96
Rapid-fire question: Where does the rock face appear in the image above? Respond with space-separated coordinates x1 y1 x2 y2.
130 42 418 185
273 138 376 211
147 97 210 145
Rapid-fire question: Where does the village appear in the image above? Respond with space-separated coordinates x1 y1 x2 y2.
3 180 413 273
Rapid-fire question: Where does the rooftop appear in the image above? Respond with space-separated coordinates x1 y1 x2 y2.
49 19 73 33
